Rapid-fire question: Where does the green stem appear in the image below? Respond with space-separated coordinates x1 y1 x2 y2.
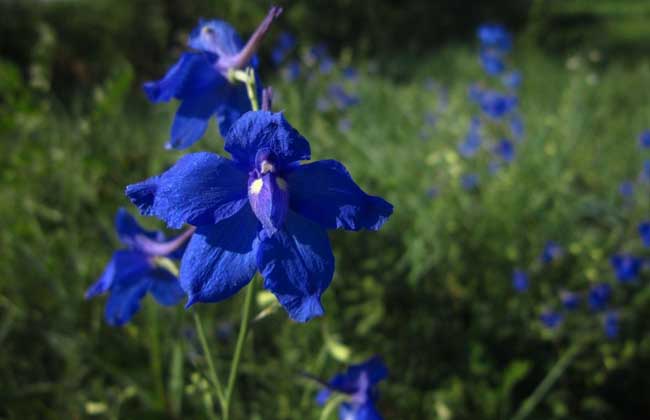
510 340 584 420
146 300 166 411
193 312 226 409
229 68 259 111
223 277 257 420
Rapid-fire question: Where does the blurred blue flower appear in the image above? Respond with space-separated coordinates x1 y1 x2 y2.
541 241 563 264
604 311 619 339
512 269 529 292
471 88 518 119
308 44 329 63
85 209 188 326
477 24 512 52
610 254 642 283
619 180 634 198
320 57 335 74
502 70 522 89
458 118 482 158
343 66 358 81
126 111 393 322
494 139 515 162
540 310 563 329
316 356 387 420
588 283 612 311
560 291 580 310
638 130 650 148
143 8 281 149
271 32 296 65
282 59 301 81
338 118 352 133
510 114 525 140
328 84 359 109
479 50 505 75
461 173 479 190
639 221 650 247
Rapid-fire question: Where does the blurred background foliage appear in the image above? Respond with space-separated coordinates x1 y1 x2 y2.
2 0 650 419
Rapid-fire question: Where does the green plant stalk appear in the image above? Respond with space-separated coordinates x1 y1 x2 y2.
228 67 259 111
146 300 166 411
193 312 226 410
510 340 584 420
223 277 257 420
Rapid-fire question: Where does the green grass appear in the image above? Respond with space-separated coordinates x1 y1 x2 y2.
2 47 650 419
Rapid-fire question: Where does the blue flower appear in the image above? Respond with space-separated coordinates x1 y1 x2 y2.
639 130 650 148
282 60 301 82
610 254 642 283
271 32 296 65
512 269 529 292
343 66 359 81
560 291 580 310
471 88 518 119
540 241 563 264
619 180 634 198
477 24 512 52
588 283 611 311
85 209 188 326
642 160 650 181
510 114 525 140
328 84 359 109
316 356 388 420
540 310 563 329
461 173 479 190
494 139 515 162
143 7 282 149
639 221 650 247
604 311 619 339
126 111 393 322
458 117 481 158
479 49 505 76
502 71 522 89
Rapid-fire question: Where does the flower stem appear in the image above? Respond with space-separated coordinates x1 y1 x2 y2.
223 277 257 420
228 68 259 111
146 300 166 411
193 312 226 410
510 339 584 420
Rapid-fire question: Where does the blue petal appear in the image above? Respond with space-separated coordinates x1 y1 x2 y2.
287 160 393 231
105 274 153 327
148 268 185 306
114 208 161 249
256 211 334 322
216 83 254 138
351 402 383 420
180 204 260 306
248 173 289 236
126 152 248 229
315 388 331 406
225 111 311 170
168 87 223 149
188 19 244 58
143 52 219 103
85 250 151 299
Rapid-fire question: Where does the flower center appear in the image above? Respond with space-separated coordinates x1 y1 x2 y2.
248 158 289 236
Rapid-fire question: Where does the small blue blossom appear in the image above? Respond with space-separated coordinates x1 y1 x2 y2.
343 66 358 81
610 254 642 283
638 130 650 148
142 7 282 149
85 209 188 326
560 291 580 310
502 70 522 89
512 269 529 292
338 118 352 133
540 241 563 264
320 57 335 74
316 356 388 420
540 309 563 329
639 221 650 247
126 111 393 322
619 180 634 198
282 60 301 82
588 283 612 311
510 114 525 140
471 88 518 119
479 49 505 75
477 24 512 52
604 311 619 339
461 173 479 190
328 84 359 109
494 139 515 162
458 117 481 158
271 32 296 65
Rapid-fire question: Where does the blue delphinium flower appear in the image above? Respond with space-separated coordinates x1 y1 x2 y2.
619 180 634 198
461 173 479 190
316 356 388 420
540 241 563 264
479 49 505 76
143 7 282 149
458 117 481 158
560 291 580 310
610 254 642 283
494 139 515 162
540 309 563 329
588 283 611 311
282 60 301 82
604 311 619 339
85 209 189 326
126 111 393 322
512 269 529 292
502 70 522 89
471 89 518 119
477 24 512 52
328 84 360 109
638 130 650 148
639 221 650 247
271 31 296 65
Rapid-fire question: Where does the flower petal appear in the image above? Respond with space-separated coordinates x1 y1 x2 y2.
348 402 383 420
225 111 311 169
215 83 254 138
126 152 248 229
256 211 334 322
104 274 152 327
287 160 393 231
148 268 185 306
85 250 151 299
180 204 260 306
114 208 161 248
143 52 219 103
188 19 244 57
168 88 223 150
